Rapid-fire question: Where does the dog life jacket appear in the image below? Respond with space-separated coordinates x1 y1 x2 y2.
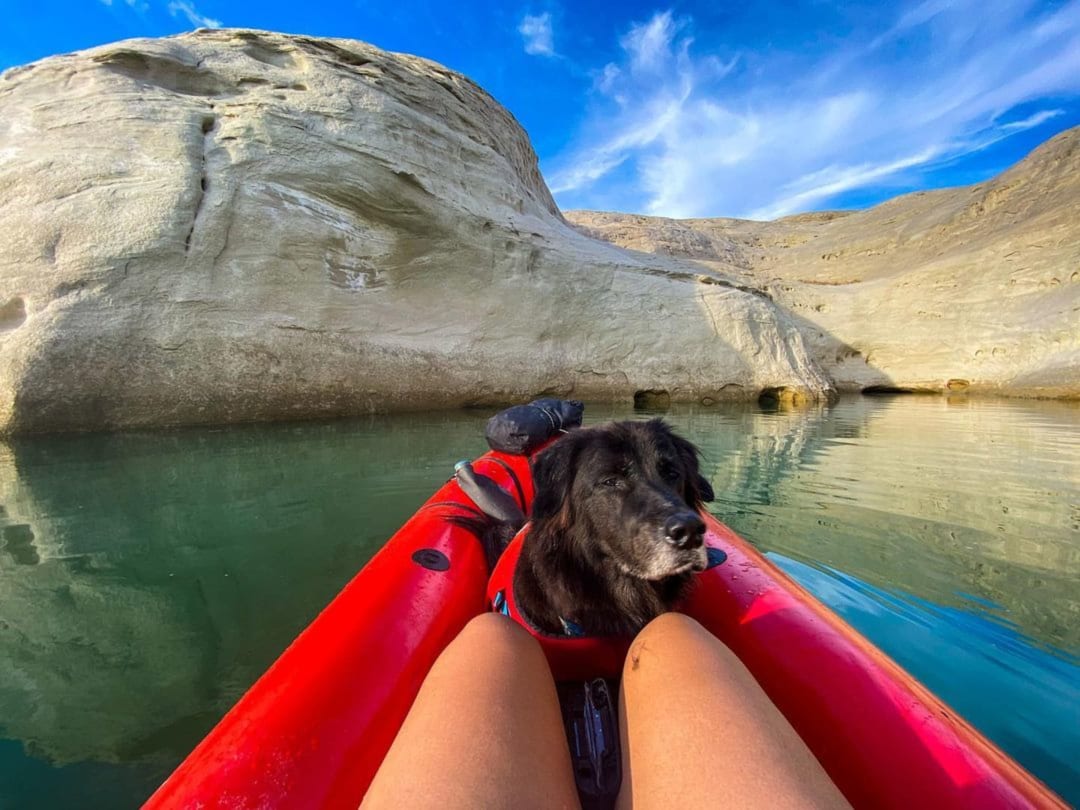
486 526 632 681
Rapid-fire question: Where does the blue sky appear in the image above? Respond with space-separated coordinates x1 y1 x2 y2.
2 0 1079 219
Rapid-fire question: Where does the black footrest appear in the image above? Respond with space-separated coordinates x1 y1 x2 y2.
558 678 621 810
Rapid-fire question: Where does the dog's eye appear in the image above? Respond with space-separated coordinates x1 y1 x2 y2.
658 462 681 483
599 476 623 489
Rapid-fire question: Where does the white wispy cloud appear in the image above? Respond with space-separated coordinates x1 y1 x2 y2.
519 12 555 56
97 0 149 9
549 91 688 193
620 10 681 74
548 1 1080 219
750 147 943 220
999 109 1064 132
168 0 221 29
868 0 954 49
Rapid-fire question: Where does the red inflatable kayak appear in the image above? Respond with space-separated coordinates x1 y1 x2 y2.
144 443 1066 809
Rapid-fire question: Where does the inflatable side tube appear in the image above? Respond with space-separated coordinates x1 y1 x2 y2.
144 451 534 810
685 515 1067 809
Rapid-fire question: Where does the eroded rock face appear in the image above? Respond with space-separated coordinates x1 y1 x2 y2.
569 128 1080 398
0 30 831 434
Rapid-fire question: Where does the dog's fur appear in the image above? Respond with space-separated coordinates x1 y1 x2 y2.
514 419 713 637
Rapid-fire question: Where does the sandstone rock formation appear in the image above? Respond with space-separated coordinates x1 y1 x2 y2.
569 128 1080 399
0 30 831 435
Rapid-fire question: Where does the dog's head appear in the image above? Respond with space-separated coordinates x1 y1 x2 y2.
530 419 715 581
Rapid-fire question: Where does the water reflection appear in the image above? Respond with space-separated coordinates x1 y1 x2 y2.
0 414 491 806
0 398 1076 807
670 397 1080 655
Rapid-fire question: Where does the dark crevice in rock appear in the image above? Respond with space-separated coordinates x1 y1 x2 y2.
758 386 813 408
239 39 298 69
295 38 374 68
634 389 671 410
861 385 917 395
43 233 60 265
757 387 784 407
619 262 771 300
0 297 27 331
185 113 216 254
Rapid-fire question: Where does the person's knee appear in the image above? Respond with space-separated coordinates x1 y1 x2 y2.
455 612 544 663
634 611 708 650
434 613 557 698
624 612 735 678
642 611 703 636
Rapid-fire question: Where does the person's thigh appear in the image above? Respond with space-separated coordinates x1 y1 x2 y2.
362 613 581 810
617 613 850 810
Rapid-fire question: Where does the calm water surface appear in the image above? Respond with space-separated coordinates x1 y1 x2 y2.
0 397 1077 808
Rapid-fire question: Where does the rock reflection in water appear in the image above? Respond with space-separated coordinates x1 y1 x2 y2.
670 396 1080 653
0 414 489 805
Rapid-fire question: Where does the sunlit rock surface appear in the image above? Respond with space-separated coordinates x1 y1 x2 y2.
569 127 1080 399
0 30 831 434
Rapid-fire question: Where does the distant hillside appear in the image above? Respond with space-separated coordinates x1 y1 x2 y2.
569 127 1080 398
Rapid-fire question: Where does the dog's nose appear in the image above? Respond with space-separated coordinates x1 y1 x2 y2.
664 512 705 550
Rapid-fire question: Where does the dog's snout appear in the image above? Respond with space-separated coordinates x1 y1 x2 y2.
663 512 705 550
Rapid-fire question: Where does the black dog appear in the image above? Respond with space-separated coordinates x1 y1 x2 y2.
514 419 714 637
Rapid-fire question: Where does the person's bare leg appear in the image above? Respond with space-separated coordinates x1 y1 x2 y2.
362 613 581 810
616 613 850 810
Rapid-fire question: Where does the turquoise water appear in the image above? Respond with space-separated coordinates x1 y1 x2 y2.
0 397 1076 807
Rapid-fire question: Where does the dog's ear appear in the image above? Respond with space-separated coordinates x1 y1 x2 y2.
666 427 715 506
694 473 715 503
529 435 579 525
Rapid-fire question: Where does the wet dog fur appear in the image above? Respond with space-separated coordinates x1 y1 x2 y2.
514 419 714 637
